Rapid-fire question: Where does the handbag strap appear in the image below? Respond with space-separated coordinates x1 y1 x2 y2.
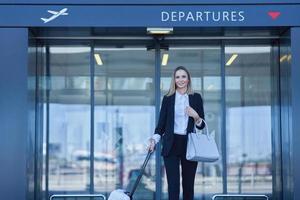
194 119 210 136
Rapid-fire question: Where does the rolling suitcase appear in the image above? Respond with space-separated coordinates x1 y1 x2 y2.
108 150 153 200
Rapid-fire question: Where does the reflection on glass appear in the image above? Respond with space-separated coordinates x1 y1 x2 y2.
47 46 91 192
225 45 273 194
93 46 155 199
160 46 222 199
37 41 278 199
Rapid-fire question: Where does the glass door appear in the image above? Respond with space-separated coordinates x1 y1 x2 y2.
40 43 157 199
225 43 277 195
36 38 280 200
160 43 223 199
93 45 156 199
45 46 92 193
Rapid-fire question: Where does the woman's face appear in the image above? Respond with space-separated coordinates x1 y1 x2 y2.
175 69 189 90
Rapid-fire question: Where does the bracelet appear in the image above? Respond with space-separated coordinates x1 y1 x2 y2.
195 118 203 126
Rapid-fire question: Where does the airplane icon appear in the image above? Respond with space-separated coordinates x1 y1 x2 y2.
41 8 68 23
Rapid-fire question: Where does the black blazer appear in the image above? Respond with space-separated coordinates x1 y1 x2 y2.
154 92 205 156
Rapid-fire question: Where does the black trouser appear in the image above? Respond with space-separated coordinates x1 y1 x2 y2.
163 134 198 200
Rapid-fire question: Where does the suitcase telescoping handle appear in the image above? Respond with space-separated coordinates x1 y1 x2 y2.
128 150 153 197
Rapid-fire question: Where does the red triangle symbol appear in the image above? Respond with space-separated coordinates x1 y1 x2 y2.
268 11 281 20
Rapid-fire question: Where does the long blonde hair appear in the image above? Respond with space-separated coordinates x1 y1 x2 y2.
166 66 194 96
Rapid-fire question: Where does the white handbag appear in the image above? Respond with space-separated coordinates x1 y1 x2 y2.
186 120 220 162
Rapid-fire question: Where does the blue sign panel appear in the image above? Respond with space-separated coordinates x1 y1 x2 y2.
0 5 299 27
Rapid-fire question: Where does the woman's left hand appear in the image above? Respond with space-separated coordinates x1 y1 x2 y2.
185 106 199 120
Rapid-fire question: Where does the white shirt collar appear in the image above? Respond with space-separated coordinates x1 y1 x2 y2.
176 90 188 98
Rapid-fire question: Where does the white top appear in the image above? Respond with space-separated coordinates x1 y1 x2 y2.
151 91 203 144
174 91 189 135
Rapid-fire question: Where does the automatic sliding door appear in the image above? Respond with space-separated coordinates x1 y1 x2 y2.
46 46 91 192
225 44 275 194
160 44 223 199
39 38 280 200
93 46 156 199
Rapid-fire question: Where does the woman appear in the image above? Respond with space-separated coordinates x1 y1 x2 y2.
148 66 205 200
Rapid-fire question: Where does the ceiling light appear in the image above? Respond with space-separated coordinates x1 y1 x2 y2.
280 55 287 62
226 46 271 54
147 28 173 35
161 54 169 66
50 47 90 54
226 54 238 66
94 53 103 65
207 84 215 91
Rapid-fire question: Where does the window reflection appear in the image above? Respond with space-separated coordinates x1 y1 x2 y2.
46 46 91 192
93 46 156 199
204 76 221 91
225 45 273 194
108 77 153 90
48 104 91 191
39 42 278 200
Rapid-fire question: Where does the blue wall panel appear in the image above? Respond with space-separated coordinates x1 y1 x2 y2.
0 28 28 200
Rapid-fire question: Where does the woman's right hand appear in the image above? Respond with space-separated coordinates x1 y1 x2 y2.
147 138 156 152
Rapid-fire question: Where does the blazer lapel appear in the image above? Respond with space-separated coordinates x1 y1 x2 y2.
170 93 175 133
188 94 193 107
187 94 194 133
170 93 175 125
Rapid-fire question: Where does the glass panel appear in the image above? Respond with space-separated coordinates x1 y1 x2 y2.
160 45 222 199
93 46 156 199
225 45 273 194
37 39 279 200
47 46 91 192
